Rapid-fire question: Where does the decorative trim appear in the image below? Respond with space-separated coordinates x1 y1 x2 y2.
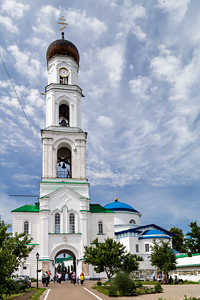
40 181 88 185
97 233 105 235
48 233 82 235
38 259 50 261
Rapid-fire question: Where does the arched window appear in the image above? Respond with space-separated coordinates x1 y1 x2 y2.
57 147 71 178
59 104 69 127
55 213 60 234
69 213 75 234
129 219 136 224
98 221 103 234
24 221 29 234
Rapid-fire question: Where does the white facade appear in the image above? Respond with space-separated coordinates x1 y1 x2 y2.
12 34 173 280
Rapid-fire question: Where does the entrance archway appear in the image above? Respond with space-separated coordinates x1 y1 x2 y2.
49 243 80 277
55 249 76 273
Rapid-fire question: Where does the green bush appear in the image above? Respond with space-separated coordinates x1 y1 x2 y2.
136 281 143 289
130 281 136 293
154 282 163 293
103 282 107 286
31 277 37 282
113 272 133 296
97 281 102 286
183 296 198 300
108 287 117 296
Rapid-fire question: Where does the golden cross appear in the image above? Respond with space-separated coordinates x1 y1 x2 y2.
115 190 117 198
57 16 68 33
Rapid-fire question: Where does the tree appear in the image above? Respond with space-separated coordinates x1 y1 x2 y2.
0 218 34 299
150 239 177 275
83 238 143 284
61 261 65 272
185 221 200 256
56 263 62 272
169 227 186 253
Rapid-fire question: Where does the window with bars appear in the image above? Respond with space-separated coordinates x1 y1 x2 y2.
24 221 29 234
98 221 103 234
55 213 60 234
69 213 75 234
145 244 149 252
136 244 139 253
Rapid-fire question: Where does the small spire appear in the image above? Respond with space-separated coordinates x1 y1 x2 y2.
114 190 118 202
57 16 68 38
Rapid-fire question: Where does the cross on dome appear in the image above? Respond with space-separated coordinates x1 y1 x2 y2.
57 16 68 38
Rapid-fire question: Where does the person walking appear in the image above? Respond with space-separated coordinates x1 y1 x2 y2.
58 272 62 284
72 272 76 286
80 272 84 285
53 274 57 283
65 272 69 283
42 273 46 287
45 271 49 287
48 270 52 284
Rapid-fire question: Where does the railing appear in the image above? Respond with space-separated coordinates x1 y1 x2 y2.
57 171 71 178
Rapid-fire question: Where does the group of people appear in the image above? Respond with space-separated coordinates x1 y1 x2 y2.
42 270 85 286
42 270 52 287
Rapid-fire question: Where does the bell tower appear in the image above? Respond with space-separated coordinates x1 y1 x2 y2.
40 22 88 198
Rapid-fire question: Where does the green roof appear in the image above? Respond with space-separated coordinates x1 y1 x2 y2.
12 202 40 212
176 253 200 258
90 204 114 213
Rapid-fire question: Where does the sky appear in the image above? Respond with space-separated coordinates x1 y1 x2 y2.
0 0 200 234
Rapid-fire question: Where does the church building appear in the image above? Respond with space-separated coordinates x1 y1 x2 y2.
12 22 173 279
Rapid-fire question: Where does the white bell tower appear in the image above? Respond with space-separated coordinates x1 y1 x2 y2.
40 29 88 198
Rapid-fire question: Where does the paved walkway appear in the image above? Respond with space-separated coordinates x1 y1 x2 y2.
34 281 200 300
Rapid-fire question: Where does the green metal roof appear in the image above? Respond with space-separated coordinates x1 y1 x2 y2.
12 202 40 212
90 204 114 213
176 253 200 258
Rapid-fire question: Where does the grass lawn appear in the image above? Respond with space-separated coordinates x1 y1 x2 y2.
3 288 46 300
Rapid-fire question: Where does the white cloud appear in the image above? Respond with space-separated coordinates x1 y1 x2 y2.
12 174 40 181
32 5 60 37
98 116 114 127
129 75 151 100
0 16 19 34
7 45 46 81
119 3 146 41
65 9 107 37
156 0 190 23
1 0 29 19
97 44 124 87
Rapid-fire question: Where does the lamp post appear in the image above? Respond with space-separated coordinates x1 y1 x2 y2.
36 252 39 288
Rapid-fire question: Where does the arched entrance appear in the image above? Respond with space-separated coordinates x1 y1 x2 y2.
55 249 76 273
49 243 81 277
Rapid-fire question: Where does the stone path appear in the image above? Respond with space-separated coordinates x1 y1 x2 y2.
33 281 200 300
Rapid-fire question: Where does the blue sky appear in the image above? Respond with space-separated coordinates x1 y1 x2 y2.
0 0 200 234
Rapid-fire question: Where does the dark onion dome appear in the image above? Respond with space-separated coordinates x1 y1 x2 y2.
104 201 140 214
46 35 79 64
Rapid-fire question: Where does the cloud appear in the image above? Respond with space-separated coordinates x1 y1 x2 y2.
97 44 124 87
129 75 151 100
1 0 29 19
65 9 107 37
7 45 46 81
0 16 19 34
98 116 114 127
156 0 190 23
119 3 146 41
12 174 40 181
32 5 60 37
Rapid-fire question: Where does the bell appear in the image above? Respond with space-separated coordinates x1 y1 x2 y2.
58 162 61 167
62 163 66 169
63 253 65 258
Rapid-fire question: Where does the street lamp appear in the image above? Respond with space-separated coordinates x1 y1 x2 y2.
36 252 39 288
